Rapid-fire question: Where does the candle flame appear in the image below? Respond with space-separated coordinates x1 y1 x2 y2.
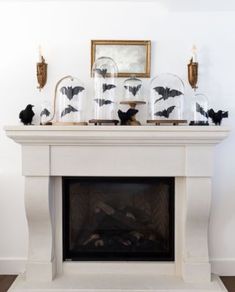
192 45 197 53
191 45 197 62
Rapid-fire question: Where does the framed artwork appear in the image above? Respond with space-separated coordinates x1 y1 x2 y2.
91 40 151 78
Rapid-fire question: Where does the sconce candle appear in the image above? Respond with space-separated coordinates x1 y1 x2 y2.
39 45 42 61
192 45 197 62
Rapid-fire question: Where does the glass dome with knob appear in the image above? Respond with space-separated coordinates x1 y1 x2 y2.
90 57 119 125
119 76 146 126
48 75 87 125
148 73 185 125
40 100 52 125
189 93 209 125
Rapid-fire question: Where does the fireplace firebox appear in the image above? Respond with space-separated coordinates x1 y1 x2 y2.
63 177 174 261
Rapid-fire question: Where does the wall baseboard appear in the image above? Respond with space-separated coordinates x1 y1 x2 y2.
0 258 26 275
211 259 235 276
0 258 234 276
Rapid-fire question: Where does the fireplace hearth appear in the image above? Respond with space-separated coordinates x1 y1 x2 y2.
63 177 174 261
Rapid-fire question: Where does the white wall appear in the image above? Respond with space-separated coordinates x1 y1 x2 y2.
0 1 234 275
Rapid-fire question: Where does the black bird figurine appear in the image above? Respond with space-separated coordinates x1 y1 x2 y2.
208 109 228 125
19 104 35 125
118 108 139 125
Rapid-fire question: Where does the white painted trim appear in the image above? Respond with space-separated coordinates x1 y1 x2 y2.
211 258 235 276
0 258 26 274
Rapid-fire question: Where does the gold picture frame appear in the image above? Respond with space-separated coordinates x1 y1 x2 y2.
91 40 151 78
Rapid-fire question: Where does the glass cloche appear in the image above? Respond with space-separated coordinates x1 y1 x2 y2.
52 75 87 125
123 76 143 101
190 93 209 125
148 73 185 121
40 100 52 125
91 57 118 123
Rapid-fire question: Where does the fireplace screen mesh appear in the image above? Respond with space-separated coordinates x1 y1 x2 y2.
63 177 174 261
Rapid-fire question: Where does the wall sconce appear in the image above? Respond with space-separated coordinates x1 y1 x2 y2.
188 45 198 90
37 46 47 90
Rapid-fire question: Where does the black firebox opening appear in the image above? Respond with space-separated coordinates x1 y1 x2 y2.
63 177 175 261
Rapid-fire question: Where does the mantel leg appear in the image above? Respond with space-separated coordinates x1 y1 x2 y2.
182 177 211 283
25 176 55 281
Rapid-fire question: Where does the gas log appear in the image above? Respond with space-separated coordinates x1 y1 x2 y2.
79 201 165 250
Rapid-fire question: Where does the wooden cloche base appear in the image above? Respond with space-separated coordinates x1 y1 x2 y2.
147 120 188 126
52 122 88 126
120 100 146 107
89 119 119 126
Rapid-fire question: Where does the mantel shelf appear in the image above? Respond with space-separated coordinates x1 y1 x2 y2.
4 125 230 146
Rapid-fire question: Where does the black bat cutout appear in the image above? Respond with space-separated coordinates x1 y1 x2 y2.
118 109 138 125
94 98 113 107
40 108 50 117
60 86 85 101
102 83 116 93
153 87 183 103
196 103 208 118
124 84 141 96
208 109 228 125
95 68 107 78
155 105 176 118
61 105 78 118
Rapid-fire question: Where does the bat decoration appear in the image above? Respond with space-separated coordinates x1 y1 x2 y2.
40 108 50 117
61 105 78 118
95 68 107 78
102 83 116 93
60 86 84 100
124 84 141 96
94 98 113 107
118 108 139 125
153 87 183 103
208 109 228 125
196 103 208 118
155 105 176 118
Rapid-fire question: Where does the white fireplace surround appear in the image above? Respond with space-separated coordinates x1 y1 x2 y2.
5 125 229 292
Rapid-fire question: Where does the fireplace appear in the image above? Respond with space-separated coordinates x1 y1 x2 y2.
5 126 229 291
63 177 174 261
